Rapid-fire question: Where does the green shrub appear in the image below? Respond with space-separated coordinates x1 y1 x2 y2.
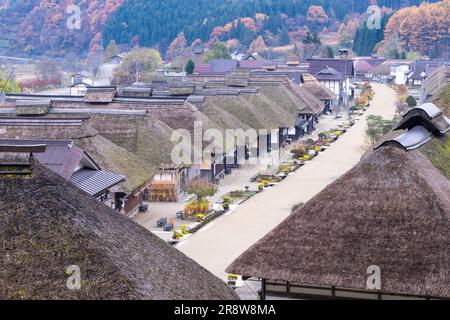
406 95 417 107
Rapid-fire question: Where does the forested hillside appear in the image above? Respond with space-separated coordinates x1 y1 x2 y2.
0 0 440 57
103 0 435 53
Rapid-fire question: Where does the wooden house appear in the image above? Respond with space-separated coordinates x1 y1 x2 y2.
0 146 238 300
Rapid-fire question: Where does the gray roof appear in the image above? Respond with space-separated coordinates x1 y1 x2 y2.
418 103 445 118
308 59 354 77
0 139 84 179
409 60 444 80
210 59 238 74
315 67 345 81
376 126 434 151
70 168 125 196
394 103 450 134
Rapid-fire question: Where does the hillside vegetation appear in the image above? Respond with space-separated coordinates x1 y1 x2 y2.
0 0 437 57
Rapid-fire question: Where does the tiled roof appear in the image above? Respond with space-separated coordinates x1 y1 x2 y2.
315 67 344 81
194 63 212 74
70 168 125 196
354 60 376 73
409 60 444 80
0 139 84 180
210 59 238 73
308 58 354 77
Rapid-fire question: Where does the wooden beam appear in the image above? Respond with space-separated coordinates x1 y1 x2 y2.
0 144 47 153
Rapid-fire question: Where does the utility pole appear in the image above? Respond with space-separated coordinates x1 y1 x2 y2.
135 62 140 83
336 48 349 119
10 66 15 93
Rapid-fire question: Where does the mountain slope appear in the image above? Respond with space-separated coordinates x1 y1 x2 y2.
0 0 438 57
103 0 436 53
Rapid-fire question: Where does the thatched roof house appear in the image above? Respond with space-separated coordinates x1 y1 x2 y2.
0 149 238 300
15 100 51 116
302 74 337 101
84 87 117 103
0 116 157 215
423 65 450 100
227 104 450 300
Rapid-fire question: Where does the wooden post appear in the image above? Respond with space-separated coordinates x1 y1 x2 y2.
260 278 266 301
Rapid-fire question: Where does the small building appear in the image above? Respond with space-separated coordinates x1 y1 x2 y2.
309 58 355 106
390 64 410 85
302 74 338 113
194 59 239 75
227 103 450 300
353 56 385 80
0 139 125 206
408 60 444 87
70 72 90 86
69 79 98 96
0 145 239 300
149 164 201 202
110 53 128 65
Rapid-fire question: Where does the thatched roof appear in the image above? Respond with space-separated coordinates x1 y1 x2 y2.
302 75 337 101
202 84 302 130
0 160 238 300
432 84 450 117
227 141 450 298
283 81 324 115
84 87 117 103
424 65 450 98
15 100 50 116
0 117 156 194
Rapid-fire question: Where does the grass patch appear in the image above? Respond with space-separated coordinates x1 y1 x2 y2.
421 136 450 179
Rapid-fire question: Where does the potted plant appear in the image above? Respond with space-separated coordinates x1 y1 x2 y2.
180 225 189 235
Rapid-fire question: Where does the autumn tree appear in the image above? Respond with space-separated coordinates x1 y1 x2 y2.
307 5 329 32
114 48 162 84
187 178 218 202
248 35 267 53
166 32 188 60
105 40 120 62
37 59 61 85
383 1 449 58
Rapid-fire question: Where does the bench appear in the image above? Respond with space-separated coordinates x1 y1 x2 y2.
157 218 168 228
163 224 174 232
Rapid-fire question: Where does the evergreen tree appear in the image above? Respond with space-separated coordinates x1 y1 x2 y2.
406 95 417 107
185 59 195 74
326 46 335 58
279 28 290 46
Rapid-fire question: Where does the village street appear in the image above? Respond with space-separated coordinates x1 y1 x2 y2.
134 110 351 240
178 83 397 285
